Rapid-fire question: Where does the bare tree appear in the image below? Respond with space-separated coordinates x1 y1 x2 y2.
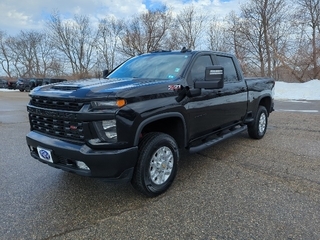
18 31 42 77
2 31 62 78
1 3 319 82
4 33 35 77
277 36 312 81
296 0 320 80
225 12 251 75
120 7 172 57
0 31 15 78
175 5 208 50
47 12 98 78
226 10 267 76
207 16 232 52
97 17 125 71
230 0 288 78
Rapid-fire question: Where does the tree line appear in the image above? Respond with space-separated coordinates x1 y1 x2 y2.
0 0 319 82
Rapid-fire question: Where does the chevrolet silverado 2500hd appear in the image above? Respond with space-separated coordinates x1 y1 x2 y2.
26 49 274 197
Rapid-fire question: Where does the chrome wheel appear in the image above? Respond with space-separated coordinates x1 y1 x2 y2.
258 112 267 134
132 132 179 197
149 146 174 185
247 106 268 139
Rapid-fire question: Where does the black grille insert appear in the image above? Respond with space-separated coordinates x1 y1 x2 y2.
30 113 85 142
30 96 84 111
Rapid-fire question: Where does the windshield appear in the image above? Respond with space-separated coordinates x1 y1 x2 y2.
108 53 191 80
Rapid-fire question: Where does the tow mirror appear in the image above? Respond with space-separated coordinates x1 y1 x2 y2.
194 65 224 89
102 69 109 78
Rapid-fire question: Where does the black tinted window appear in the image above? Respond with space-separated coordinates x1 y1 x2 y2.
216 55 239 82
190 55 213 82
108 53 191 80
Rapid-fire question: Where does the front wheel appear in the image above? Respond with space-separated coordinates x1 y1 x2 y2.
247 106 268 139
131 132 179 197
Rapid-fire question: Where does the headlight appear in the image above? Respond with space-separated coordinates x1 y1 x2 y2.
90 99 126 110
92 119 117 143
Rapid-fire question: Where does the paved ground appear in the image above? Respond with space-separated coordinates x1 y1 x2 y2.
276 100 320 114
0 91 320 240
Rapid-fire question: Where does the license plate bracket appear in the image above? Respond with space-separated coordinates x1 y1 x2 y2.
37 147 53 163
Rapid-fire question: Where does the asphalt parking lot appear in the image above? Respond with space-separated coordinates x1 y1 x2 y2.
0 91 320 240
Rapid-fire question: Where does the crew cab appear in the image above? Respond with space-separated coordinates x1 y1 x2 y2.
26 49 274 197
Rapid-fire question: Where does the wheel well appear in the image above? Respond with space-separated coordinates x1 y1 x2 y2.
140 117 185 148
259 97 272 114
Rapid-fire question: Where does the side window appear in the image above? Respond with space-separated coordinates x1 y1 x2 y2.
216 55 239 83
190 55 213 83
43 79 50 85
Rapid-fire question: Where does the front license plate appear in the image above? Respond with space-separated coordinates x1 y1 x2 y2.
37 147 53 163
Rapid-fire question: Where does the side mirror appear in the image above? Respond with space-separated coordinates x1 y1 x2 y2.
194 65 224 89
102 69 109 78
175 86 201 102
187 88 201 97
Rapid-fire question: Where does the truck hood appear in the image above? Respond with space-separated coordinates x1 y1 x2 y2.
30 78 178 99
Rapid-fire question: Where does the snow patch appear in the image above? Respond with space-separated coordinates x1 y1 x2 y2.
0 89 18 92
274 80 320 100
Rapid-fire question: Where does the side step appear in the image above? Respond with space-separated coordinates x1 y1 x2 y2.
188 125 247 154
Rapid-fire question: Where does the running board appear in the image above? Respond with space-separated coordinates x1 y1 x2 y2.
188 125 247 154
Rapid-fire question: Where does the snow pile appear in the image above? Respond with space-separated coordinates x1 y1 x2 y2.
274 79 320 100
0 89 18 92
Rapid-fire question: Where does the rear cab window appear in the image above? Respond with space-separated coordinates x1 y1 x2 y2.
215 55 239 83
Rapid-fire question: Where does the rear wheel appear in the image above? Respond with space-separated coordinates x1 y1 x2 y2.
247 106 268 139
131 132 179 197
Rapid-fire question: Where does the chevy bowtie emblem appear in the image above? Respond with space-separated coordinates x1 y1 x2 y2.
70 125 77 130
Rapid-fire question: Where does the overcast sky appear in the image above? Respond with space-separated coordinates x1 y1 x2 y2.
0 0 245 36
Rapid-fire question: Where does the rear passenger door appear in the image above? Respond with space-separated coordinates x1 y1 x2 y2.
214 54 247 124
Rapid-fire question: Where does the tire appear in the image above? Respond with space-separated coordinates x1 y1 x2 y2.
131 132 179 197
247 106 268 139
19 89 24 92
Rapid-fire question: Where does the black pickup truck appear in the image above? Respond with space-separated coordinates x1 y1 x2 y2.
26 49 274 197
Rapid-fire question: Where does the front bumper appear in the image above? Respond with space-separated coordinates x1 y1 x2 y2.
26 131 138 182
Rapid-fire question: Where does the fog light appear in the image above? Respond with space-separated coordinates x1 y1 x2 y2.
88 138 101 144
76 161 90 170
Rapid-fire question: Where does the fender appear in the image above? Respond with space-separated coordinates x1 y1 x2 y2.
254 93 273 114
133 112 188 147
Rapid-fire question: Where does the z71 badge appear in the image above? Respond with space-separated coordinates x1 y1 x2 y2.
168 85 181 90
